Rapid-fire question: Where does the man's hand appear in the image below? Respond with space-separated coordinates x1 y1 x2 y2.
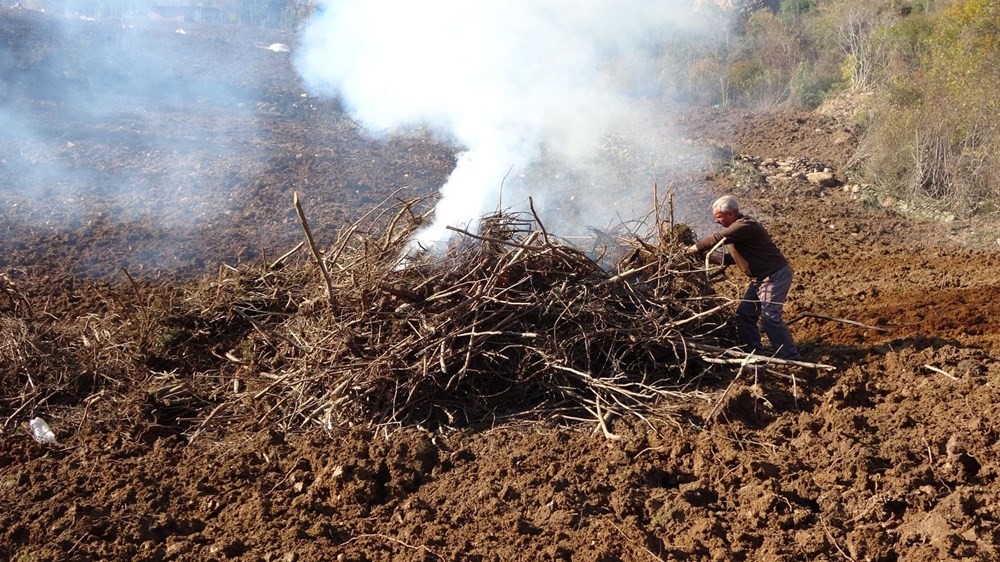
684 244 698 255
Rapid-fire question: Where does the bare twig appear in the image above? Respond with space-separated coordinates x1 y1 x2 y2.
708 355 751 419
788 312 890 332
528 196 551 246
187 402 227 445
444 225 535 250
120 267 142 300
586 396 622 441
704 238 727 276
340 533 444 561
293 191 336 304
923 364 958 381
689 342 836 371
0 273 33 316
269 241 304 270
818 517 858 562
605 263 657 285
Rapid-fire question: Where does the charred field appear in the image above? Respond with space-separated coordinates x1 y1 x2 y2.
2 8 1000 562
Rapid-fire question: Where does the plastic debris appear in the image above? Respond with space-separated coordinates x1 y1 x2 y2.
29 417 59 445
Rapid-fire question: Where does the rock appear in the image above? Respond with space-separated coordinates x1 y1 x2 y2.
831 130 853 145
806 171 840 187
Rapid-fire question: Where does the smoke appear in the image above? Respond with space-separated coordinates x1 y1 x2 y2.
0 10 272 235
295 0 719 257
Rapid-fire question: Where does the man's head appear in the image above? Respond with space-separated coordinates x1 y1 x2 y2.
711 195 740 227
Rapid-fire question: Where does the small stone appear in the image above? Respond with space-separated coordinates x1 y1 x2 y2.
806 171 840 187
945 434 964 457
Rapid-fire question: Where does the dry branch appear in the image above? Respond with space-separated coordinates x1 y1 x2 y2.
923 364 958 381
688 342 836 371
269 241 304 270
788 312 889 332
293 191 336 303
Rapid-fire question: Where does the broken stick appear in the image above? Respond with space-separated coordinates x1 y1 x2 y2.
788 313 889 332
293 192 336 304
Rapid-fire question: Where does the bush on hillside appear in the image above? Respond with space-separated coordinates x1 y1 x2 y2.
858 0 1000 215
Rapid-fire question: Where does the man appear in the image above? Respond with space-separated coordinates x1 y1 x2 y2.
685 195 802 360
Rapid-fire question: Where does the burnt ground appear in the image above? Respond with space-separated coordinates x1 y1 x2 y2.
2 8 999 562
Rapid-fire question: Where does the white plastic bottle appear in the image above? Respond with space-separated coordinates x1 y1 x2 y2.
29 417 59 445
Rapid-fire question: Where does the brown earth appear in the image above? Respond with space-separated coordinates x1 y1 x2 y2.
2 9 999 562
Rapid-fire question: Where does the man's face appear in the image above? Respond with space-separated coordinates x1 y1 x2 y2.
713 209 737 228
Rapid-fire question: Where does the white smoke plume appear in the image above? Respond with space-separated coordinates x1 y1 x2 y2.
295 0 718 257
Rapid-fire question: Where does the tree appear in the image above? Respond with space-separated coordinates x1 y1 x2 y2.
818 0 897 92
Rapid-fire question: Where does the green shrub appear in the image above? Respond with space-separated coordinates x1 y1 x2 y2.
856 0 1000 215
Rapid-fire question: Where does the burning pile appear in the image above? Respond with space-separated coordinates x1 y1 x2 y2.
1 195 828 438
245 197 740 431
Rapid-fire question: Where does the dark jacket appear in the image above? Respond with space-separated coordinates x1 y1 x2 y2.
694 215 788 279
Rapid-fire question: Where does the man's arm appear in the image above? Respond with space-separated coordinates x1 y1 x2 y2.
686 232 723 254
685 238 731 266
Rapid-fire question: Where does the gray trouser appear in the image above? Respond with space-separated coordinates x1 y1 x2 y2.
736 264 800 360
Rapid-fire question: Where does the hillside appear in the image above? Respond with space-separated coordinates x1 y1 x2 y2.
2 9 999 562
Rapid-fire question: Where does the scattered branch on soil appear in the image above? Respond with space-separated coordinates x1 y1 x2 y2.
923 364 958 381
688 342 835 371
340 533 445 561
788 312 890 332
707 355 751 420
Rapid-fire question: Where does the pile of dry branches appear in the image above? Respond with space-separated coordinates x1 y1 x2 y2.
0 194 832 438
246 195 740 431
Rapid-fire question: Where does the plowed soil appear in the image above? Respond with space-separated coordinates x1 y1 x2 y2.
2 9 999 562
